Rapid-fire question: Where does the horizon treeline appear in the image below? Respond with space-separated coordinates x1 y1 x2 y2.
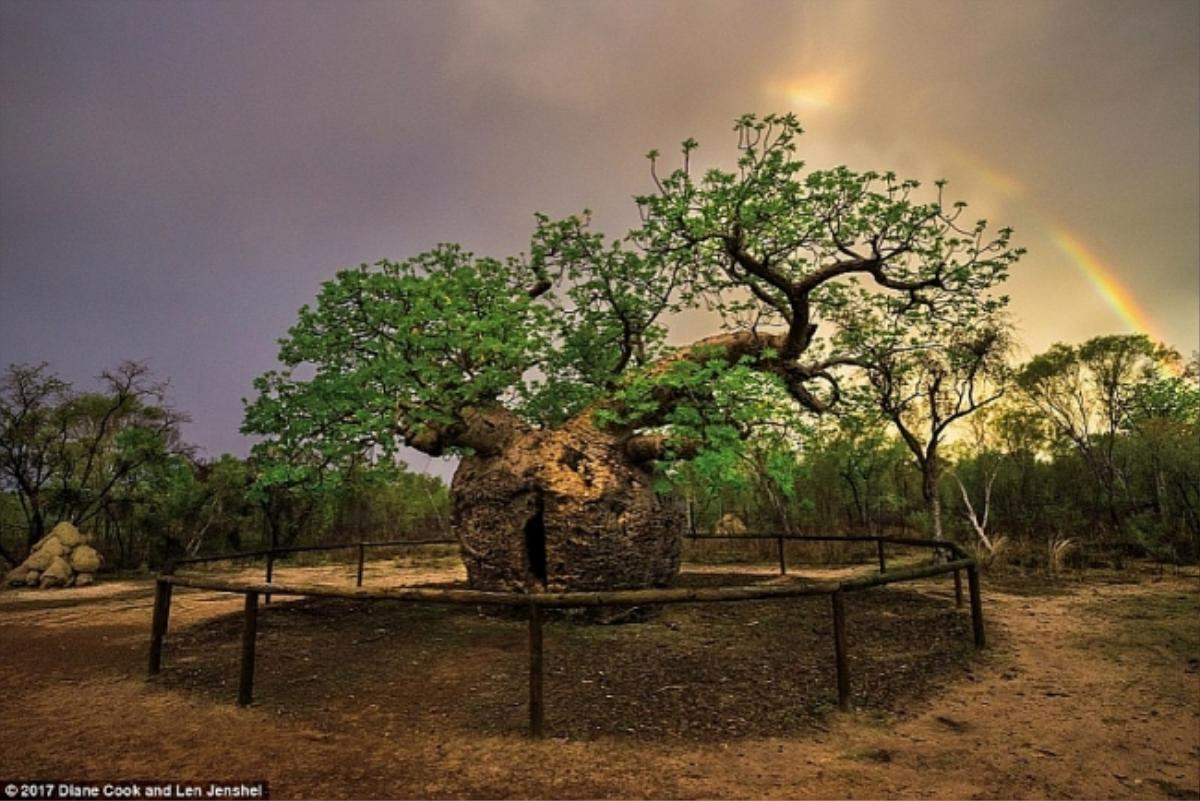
1 332 1196 572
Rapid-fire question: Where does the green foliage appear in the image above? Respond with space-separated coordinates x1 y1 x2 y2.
247 113 1022 505
636 114 1019 347
243 244 551 459
1014 334 1173 445
0 360 457 570
1124 372 1200 429
672 336 1197 569
1012 335 1190 550
0 361 189 562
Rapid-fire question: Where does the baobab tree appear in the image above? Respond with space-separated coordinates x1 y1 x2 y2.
245 114 1021 591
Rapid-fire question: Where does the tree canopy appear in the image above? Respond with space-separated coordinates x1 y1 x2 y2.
0 361 189 562
244 114 1022 480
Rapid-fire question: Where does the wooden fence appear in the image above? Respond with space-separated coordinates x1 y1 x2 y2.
147 534 984 737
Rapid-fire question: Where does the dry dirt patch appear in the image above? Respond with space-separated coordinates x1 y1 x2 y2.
1 560 1196 799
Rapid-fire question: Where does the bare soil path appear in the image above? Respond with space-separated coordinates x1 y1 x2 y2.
1 561 1196 799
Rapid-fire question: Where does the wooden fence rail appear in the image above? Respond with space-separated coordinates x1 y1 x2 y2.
147 534 984 737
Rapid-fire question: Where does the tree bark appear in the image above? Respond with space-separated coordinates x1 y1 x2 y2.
953 470 995 553
922 459 944 544
452 413 683 592
432 333 809 591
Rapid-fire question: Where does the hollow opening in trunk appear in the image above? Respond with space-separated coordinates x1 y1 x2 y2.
523 498 547 586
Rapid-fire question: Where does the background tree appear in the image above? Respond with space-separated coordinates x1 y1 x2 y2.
0 361 188 563
1 359 459 574
1118 358 1200 562
851 322 1012 543
987 403 1052 537
0 363 70 559
948 405 1008 554
49 362 190 533
247 443 354 551
1015 334 1176 536
818 410 905 535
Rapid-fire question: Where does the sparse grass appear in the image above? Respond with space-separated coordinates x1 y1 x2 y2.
975 571 1077 597
1075 587 1200 666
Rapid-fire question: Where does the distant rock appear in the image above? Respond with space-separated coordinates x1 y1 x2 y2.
23 546 57 572
39 537 67 558
39 556 72 588
2 522 102 591
715 513 748 536
50 521 86 548
71 545 102 573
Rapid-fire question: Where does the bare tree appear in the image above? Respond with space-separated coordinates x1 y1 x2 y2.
0 361 189 562
861 326 1011 544
0 363 70 558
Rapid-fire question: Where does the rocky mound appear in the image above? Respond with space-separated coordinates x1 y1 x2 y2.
714 513 748 535
4 522 102 589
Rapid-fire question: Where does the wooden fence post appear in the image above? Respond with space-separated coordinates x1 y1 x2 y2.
357 542 366 588
967 565 986 648
777 536 787 575
264 551 275 605
830 588 850 710
238 591 259 706
148 579 173 676
528 602 544 738
876 539 887 573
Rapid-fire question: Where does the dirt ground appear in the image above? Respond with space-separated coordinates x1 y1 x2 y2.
1 557 1197 800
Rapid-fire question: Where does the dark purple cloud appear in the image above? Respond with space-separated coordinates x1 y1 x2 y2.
2 1 1197 473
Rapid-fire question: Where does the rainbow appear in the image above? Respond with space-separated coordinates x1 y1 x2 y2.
1049 226 1183 374
934 147 1181 365
760 83 1185 365
1049 226 1167 344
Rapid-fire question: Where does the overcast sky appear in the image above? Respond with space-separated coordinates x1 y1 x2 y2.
2 0 1197 473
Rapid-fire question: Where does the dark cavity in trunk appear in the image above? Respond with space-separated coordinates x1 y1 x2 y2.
524 496 547 586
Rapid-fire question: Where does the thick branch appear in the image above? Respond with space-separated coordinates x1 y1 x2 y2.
723 237 810 357
408 405 529 458
624 433 700 464
577 331 787 435
653 330 787 372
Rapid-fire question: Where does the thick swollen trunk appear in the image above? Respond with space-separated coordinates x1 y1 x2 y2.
452 415 684 592
440 333 789 592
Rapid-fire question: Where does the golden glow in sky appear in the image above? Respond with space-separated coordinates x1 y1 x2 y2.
939 147 1181 360
941 145 1028 199
764 72 846 110
1048 227 1182 372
